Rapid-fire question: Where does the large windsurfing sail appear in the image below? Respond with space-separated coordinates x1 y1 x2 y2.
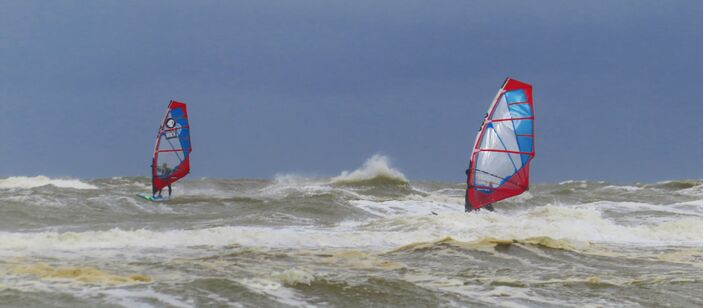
465 78 534 210
152 101 192 195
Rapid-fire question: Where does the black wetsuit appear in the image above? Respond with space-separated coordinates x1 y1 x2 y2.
466 202 494 212
157 184 171 198
154 165 173 198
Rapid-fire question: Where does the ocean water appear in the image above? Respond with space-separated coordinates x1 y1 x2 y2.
0 156 701 307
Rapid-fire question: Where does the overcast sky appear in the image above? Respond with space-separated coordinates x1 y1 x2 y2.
0 0 701 182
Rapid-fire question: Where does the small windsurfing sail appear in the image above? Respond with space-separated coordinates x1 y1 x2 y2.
465 78 534 210
151 100 192 196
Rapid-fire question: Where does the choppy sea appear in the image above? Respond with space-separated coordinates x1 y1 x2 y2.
0 156 701 307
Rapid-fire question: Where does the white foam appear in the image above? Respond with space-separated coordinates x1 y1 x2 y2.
0 226 409 253
589 200 703 217
330 154 408 184
558 180 606 188
259 175 335 199
273 174 317 186
558 180 588 185
351 199 460 217
676 184 703 197
502 205 702 245
600 185 643 192
0 201 699 258
0 176 97 190
101 288 194 308
349 200 702 246
176 186 235 198
239 278 311 307
271 268 315 286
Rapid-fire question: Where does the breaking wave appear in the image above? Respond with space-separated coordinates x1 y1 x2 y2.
330 155 408 185
390 236 579 253
271 268 315 286
0 203 699 257
0 176 97 190
646 179 702 190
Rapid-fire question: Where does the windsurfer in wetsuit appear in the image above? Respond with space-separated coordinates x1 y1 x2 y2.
465 166 494 212
155 163 172 198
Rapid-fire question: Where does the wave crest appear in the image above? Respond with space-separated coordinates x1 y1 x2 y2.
390 236 579 253
646 179 702 190
0 176 97 190
331 155 408 185
272 268 315 286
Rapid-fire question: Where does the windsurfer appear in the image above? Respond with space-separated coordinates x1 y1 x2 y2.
465 166 494 212
155 163 173 198
465 200 494 212
463 78 533 213
157 162 172 176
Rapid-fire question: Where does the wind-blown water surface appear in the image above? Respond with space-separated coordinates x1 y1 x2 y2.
0 156 701 307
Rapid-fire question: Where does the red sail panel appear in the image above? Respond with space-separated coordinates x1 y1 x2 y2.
152 101 192 194
465 78 534 210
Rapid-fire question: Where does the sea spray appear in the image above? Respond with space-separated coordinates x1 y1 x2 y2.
331 155 408 185
0 176 98 190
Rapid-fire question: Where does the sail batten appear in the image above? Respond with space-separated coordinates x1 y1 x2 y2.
465 78 534 210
